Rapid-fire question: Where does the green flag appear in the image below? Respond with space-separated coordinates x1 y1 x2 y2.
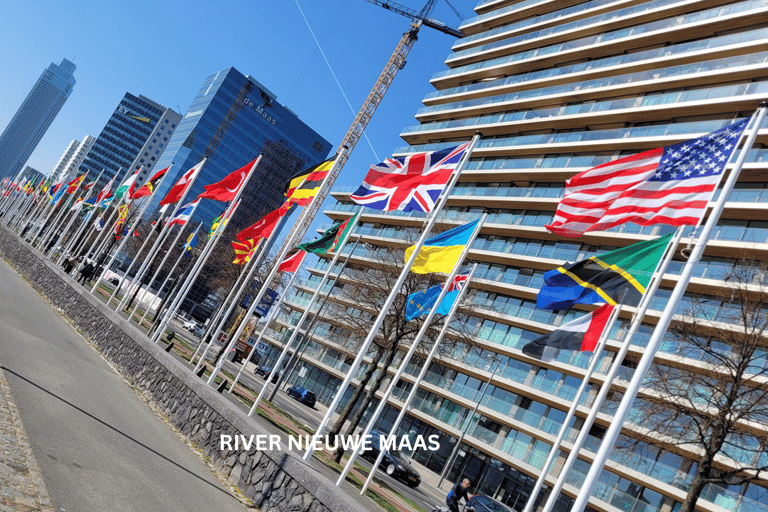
537 233 674 310
298 210 360 256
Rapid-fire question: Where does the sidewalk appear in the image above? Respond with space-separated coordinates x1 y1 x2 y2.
0 360 53 512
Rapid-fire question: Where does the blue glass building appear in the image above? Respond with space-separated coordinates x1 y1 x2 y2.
0 58 76 180
78 93 181 189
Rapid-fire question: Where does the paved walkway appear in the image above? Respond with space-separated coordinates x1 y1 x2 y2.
0 361 53 512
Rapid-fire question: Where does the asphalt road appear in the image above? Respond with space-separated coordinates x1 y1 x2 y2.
0 258 249 512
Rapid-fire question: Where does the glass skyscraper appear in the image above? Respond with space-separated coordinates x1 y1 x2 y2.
78 93 181 189
265 2 768 512
0 58 76 180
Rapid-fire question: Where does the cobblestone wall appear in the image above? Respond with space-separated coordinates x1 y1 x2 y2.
0 226 360 512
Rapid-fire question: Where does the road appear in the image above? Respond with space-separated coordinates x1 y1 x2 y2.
0 258 249 512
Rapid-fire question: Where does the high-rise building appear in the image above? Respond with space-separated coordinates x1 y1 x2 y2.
266 2 768 512
145 67 332 318
50 135 95 185
0 58 76 180
78 93 181 189
19 166 45 186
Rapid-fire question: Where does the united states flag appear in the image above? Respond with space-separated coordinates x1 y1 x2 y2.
546 119 749 238
350 143 469 212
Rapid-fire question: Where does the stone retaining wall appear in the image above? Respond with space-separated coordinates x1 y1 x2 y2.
0 226 360 512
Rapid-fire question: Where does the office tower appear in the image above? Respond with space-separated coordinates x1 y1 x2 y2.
50 140 80 184
0 58 76 180
267 2 768 512
78 93 181 189
19 166 45 185
145 67 332 318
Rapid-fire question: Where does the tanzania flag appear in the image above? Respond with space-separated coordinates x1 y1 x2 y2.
537 234 673 310
522 304 614 362
284 158 334 207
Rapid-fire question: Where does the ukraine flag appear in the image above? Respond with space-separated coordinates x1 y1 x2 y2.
405 219 479 274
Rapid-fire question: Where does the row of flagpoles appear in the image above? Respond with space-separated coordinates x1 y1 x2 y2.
1 97 765 510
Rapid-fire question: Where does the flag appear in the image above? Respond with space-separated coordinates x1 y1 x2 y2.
406 272 469 321
94 215 105 231
184 229 198 252
404 219 478 274
328 210 361 254
131 166 168 199
236 205 289 242
210 211 225 237
49 180 62 197
97 175 114 202
66 174 85 194
197 159 255 202
114 204 130 235
208 200 238 237
116 169 140 200
297 221 343 255
51 184 67 206
160 161 202 206
278 250 306 272
284 158 334 207
168 200 198 226
350 143 470 212
537 234 674 310
522 304 614 362
232 238 258 265
70 197 85 211
546 119 749 237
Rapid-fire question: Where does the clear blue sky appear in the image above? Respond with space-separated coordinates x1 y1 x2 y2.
0 0 471 193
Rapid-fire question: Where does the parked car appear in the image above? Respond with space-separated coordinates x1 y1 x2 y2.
286 386 316 407
109 277 120 286
360 429 421 488
254 365 272 378
182 319 204 337
467 494 514 512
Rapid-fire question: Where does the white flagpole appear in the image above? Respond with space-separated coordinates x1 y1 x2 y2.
55 170 105 264
196 145 350 374
304 134 481 463
191 236 269 369
360 261 480 495
341 213 486 489
143 223 201 328
536 227 683 512
92 161 200 295
43 175 91 258
79 167 125 258
244 214 361 407
571 103 767 512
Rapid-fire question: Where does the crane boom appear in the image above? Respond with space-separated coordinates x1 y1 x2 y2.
274 22 423 258
364 0 463 38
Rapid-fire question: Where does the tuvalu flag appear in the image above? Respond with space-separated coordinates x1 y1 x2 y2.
404 219 478 274
522 304 614 362
284 158 334 207
537 233 673 310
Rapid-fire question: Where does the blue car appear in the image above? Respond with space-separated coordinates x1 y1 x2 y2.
286 385 316 407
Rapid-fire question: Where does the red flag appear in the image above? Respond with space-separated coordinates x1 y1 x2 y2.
278 250 306 273
160 160 203 206
66 174 85 194
131 166 168 199
236 205 288 242
232 238 258 265
196 159 255 202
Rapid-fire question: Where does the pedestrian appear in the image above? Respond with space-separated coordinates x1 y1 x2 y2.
446 478 473 512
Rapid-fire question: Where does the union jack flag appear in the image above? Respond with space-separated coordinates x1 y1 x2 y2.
350 143 470 212
446 272 468 292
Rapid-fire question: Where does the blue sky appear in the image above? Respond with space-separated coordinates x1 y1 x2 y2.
0 0 471 193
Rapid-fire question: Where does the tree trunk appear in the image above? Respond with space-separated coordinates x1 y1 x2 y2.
680 422 726 512
334 343 398 462
327 346 386 463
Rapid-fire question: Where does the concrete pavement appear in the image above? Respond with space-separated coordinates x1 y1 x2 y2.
0 257 251 511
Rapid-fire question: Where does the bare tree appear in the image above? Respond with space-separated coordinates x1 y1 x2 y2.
630 260 768 512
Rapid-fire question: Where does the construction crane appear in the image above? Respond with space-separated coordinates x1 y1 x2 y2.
275 0 463 257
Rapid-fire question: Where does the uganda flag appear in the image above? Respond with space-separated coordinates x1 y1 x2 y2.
284 158 335 207
131 166 168 199
537 233 673 310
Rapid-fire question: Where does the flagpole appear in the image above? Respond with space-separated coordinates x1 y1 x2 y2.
128 204 200 322
267 235 363 403
69 196 113 262
536 227 683 512
571 102 767 512
141 222 201 329
243 214 362 406
360 261 480 494
191 236 269 369
55 170 105 264
340 213 486 489
8 191 35 231
197 145 350 380
79 167 125 259
43 175 90 258
91 162 189 295
304 134 481 463
34 169 80 249
38 174 85 255
117 160 215 312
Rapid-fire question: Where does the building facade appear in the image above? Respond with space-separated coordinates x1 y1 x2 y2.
77 93 181 189
145 66 332 318
263 2 768 512
0 58 76 180
50 135 95 185
50 139 80 184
